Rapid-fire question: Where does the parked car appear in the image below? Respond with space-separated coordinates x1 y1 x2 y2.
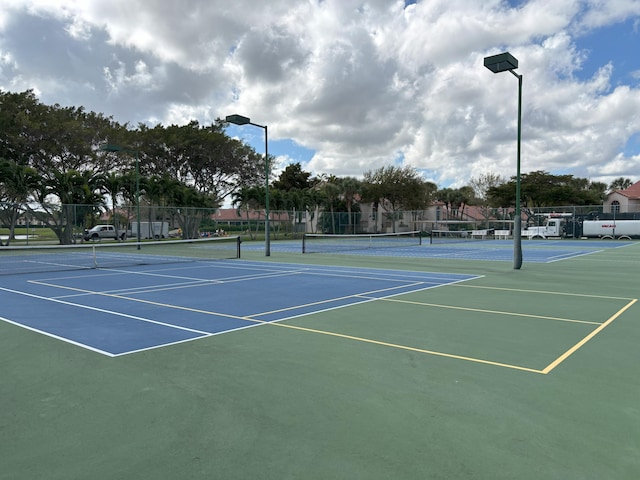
83 225 129 241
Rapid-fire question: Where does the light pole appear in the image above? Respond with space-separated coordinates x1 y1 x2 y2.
225 114 271 256
484 51 523 270
99 143 141 248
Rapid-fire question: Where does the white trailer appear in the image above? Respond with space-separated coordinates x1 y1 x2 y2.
130 221 169 239
582 220 640 239
523 215 640 240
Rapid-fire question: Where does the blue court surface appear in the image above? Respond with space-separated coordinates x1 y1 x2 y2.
245 238 634 262
0 260 479 357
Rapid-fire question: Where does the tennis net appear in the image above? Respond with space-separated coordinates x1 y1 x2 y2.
0 236 241 276
302 231 422 253
429 229 495 244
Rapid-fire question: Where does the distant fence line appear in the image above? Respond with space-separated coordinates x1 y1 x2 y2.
2 202 639 244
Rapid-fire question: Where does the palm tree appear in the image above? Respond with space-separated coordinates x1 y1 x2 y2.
232 186 262 240
36 169 105 244
305 187 326 233
102 172 128 240
317 175 341 233
0 160 41 245
143 174 178 235
609 177 633 192
339 177 361 234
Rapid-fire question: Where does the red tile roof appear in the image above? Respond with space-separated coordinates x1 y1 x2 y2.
615 181 640 199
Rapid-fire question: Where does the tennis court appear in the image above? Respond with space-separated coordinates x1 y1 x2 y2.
0 260 478 356
250 234 633 263
2 235 639 479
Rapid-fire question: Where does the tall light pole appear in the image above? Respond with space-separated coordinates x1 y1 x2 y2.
484 51 523 270
99 143 141 248
225 114 270 256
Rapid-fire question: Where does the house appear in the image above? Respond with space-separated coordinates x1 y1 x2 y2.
604 181 640 214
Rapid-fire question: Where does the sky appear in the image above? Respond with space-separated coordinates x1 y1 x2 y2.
1 0 639 191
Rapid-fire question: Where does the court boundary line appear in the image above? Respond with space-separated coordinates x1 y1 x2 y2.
29 262 477 298
453 283 635 301
23 276 445 324
259 277 635 374
0 314 115 356
32 270 309 299
375 297 601 325
1 267 480 357
269 294 636 375
541 298 637 374
2 279 634 373
0 285 222 337
7 262 634 374
265 321 544 374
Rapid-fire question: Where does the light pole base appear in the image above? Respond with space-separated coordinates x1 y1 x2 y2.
514 216 523 270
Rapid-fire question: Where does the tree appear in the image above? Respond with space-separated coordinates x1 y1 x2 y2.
232 186 263 240
468 173 506 227
0 90 121 243
1 90 281 235
469 173 505 201
166 183 217 239
306 187 326 233
138 120 265 204
0 159 41 245
316 175 342 234
609 177 633 192
487 171 608 225
362 166 426 232
102 172 129 240
435 187 475 222
30 169 105 244
338 177 362 234
287 188 313 235
272 163 313 191
0 90 44 165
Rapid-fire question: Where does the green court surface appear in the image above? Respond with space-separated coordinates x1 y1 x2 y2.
2 240 639 479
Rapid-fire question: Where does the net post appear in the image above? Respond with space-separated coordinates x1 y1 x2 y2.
92 244 98 268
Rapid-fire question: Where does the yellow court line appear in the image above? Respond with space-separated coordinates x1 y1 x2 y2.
541 298 638 374
246 282 425 319
27 278 634 375
24 280 545 372
267 321 544 374
377 297 600 325
454 283 635 301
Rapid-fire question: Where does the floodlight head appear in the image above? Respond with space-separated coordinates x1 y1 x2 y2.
225 114 251 125
484 52 518 73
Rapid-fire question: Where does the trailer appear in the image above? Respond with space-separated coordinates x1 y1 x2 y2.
130 221 169 239
524 216 640 240
581 220 640 239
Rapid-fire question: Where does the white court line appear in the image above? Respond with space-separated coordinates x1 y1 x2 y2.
0 286 216 336
3 262 482 357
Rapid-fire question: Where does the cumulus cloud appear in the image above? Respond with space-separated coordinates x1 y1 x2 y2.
1 0 639 188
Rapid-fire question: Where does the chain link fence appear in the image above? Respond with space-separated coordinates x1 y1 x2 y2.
3 202 640 245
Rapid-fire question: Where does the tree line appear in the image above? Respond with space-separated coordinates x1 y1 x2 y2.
1 89 631 244
0 90 265 244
